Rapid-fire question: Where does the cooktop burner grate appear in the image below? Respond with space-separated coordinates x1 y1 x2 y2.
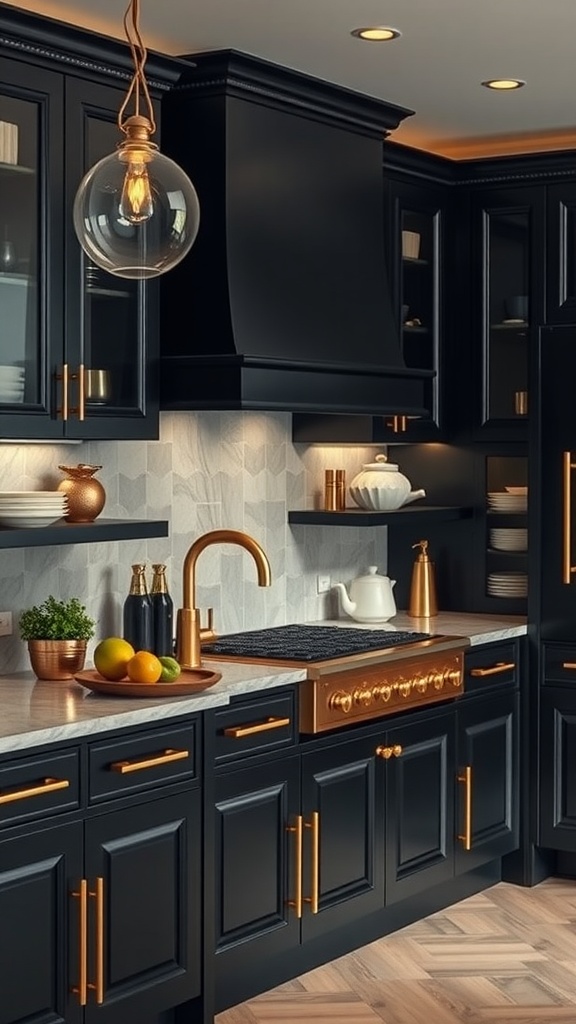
201 624 435 662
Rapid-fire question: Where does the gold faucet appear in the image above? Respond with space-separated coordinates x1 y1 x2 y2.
176 529 272 669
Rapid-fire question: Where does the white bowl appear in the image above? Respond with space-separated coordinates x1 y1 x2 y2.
0 514 63 528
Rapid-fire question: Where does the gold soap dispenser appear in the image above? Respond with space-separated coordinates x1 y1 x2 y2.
408 539 438 618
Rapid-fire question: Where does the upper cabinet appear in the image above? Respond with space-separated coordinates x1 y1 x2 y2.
468 185 545 441
0 10 180 441
546 182 576 324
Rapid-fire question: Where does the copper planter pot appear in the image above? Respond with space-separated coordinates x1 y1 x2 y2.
27 639 87 680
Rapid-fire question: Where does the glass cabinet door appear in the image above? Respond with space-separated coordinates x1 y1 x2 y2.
473 186 544 438
0 62 64 436
65 79 159 439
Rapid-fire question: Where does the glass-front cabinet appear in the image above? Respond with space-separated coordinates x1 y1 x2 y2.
380 177 446 443
0 58 158 440
471 185 544 440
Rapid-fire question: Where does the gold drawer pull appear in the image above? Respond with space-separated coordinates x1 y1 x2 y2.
564 451 576 584
457 765 472 851
223 716 290 738
110 748 189 773
0 776 70 805
88 877 104 1004
304 811 320 915
287 815 303 919
71 879 88 1006
562 662 576 670
470 661 515 677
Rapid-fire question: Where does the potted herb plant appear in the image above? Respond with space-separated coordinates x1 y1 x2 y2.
19 596 96 679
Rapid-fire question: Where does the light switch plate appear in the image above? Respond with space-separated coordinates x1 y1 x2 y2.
317 575 331 594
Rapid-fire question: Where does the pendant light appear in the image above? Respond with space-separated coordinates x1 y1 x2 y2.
73 0 200 279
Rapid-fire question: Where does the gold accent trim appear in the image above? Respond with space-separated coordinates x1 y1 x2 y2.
110 748 189 773
470 661 515 677
457 765 472 850
0 776 69 805
88 877 104 1004
223 716 290 738
71 879 88 1006
304 811 320 914
287 815 303 918
563 451 576 584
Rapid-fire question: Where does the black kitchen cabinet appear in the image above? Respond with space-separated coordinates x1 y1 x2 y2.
546 182 576 324
0 9 179 440
213 732 383 1011
539 686 576 852
0 719 202 1024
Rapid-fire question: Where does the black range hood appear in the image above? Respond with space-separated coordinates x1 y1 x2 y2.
160 50 432 416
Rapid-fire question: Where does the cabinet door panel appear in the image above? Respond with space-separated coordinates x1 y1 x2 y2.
546 183 576 323
85 792 200 1024
301 734 384 940
385 713 454 905
456 692 519 872
0 821 82 1024
540 689 576 851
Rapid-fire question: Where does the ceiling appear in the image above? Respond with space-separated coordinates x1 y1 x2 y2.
3 0 576 159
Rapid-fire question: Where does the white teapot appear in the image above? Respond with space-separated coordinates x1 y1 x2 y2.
333 566 397 623
349 453 426 512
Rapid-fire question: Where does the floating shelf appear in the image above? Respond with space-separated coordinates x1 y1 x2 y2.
0 518 168 549
288 506 473 527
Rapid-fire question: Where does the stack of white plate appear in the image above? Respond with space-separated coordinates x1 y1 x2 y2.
487 572 528 598
0 365 25 404
487 491 528 513
489 528 528 552
0 491 68 528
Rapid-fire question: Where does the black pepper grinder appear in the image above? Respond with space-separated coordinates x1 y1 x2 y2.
150 563 174 657
123 563 153 652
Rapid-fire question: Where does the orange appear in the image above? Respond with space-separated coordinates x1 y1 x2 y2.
126 650 163 684
94 637 135 681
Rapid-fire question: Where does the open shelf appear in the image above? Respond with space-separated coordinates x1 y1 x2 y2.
288 506 473 527
0 518 168 549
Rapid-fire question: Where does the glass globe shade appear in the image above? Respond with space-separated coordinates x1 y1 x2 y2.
73 145 200 279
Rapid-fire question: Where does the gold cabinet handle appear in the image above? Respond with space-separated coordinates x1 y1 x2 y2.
457 765 472 850
375 744 403 759
109 748 189 774
304 811 320 915
56 363 69 421
69 363 86 421
88 877 104 1004
470 662 515 677
0 776 69 805
563 662 576 670
286 815 303 919
385 415 408 434
563 451 576 583
71 879 88 1006
223 716 290 739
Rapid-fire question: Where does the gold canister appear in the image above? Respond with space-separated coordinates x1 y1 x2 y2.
335 469 346 510
408 539 438 617
324 469 337 511
57 464 106 523
27 639 87 680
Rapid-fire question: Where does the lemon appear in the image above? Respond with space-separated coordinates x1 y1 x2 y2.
159 656 181 682
94 637 135 681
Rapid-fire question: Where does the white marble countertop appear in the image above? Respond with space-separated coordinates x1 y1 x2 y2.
0 611 526 756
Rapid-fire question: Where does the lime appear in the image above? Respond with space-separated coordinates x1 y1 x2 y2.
158 656 181 682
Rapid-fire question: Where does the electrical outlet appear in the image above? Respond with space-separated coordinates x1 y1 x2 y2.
317 575 331 594
0 611 12 636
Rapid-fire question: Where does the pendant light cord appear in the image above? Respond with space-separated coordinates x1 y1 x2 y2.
117 0 157 136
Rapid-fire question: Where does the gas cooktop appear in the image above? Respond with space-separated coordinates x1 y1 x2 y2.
201 624 438 662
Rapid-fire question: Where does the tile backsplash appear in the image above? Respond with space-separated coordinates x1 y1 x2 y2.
0 412 387 672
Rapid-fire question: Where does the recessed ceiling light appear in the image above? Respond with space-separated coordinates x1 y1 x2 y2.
351 26 401 42
482 79 526 91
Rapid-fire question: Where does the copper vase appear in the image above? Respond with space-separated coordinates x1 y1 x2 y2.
57 464 106 523
27 639 87 680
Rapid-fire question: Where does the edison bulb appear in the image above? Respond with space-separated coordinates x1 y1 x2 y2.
73 143 200 279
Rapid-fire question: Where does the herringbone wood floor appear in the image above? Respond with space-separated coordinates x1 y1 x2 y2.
216 878 576 1024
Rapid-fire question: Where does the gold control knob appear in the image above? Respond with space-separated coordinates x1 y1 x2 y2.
432 672 445 690
398 680 412 698
448 668 462 687
376 744 403 759
353 686 373 707
372 683 393 702
413 676 428 695
329 691 352 713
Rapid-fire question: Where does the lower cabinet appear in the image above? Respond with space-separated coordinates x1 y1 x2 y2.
0 723 201 1024
211 679 520 1011
539 686 576 851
